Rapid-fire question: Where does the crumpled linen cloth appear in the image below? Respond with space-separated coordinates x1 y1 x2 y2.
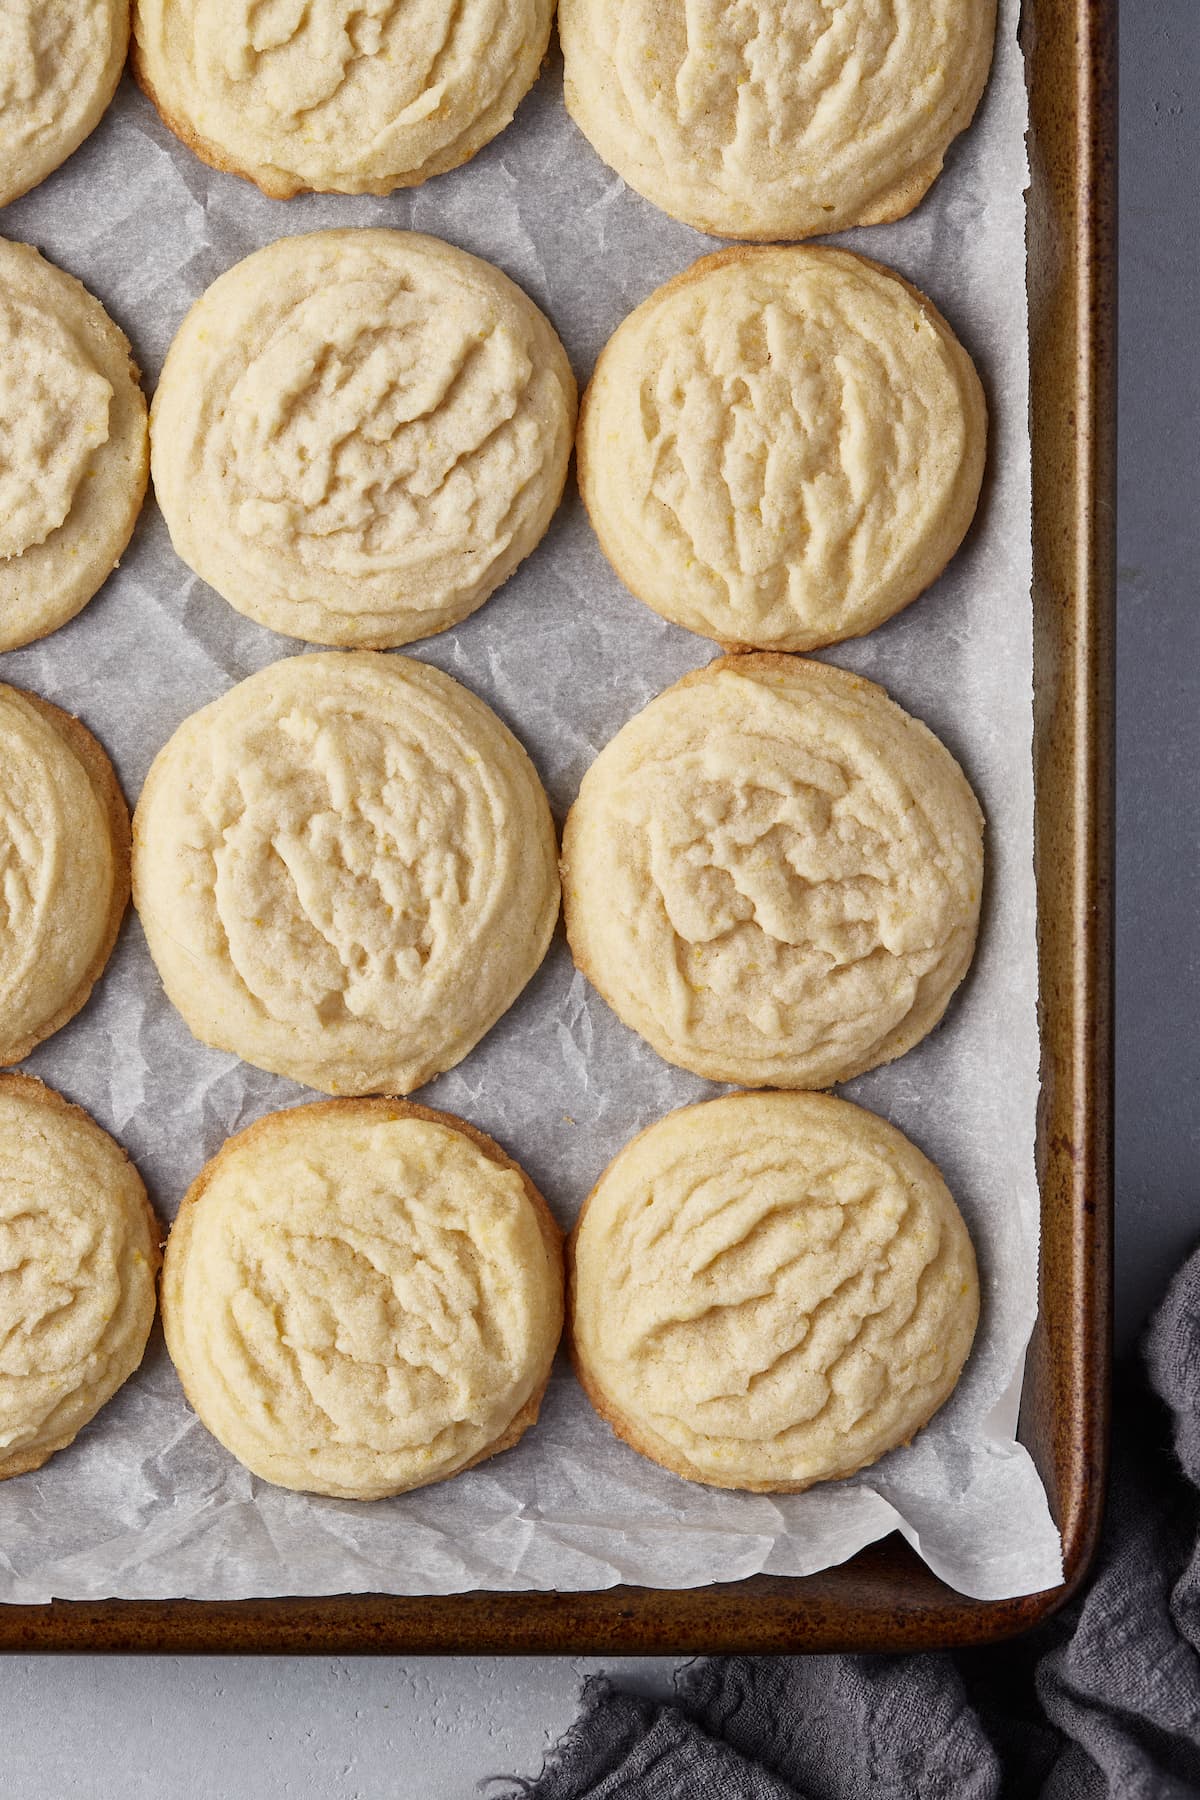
496 1246 1200 1799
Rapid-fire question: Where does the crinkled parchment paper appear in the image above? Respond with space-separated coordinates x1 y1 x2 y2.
0 0 1061 1602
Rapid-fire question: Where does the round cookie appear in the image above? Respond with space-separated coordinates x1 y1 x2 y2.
133 652 561 1095
570 1090 979 1492
0 2 128 207
0 1075 160 1482
162 1098 564 1500
150 230 576 647
562 654 983 1089
578 248 987 652
560 0 997 241
0 239 149 652
0 684 130 1067
133 0 553 200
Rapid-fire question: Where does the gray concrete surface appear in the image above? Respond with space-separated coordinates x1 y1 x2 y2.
1113 5 1199 1350
1 8 1191 1796
4 1655 681 1797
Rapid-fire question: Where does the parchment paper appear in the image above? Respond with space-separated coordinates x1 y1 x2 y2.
0 0 1062 1603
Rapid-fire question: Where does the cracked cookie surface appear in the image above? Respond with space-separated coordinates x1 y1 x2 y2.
562 654 983 1089
133 652 560 1095
133 0 553 198
162 1098 564 1499
570 1090 978 1491
561 0 996 240
579 247 986 652
0 239 148 651
150 230 575 647
0 1075 159 1482
0 684 130 1067
0 1 128 206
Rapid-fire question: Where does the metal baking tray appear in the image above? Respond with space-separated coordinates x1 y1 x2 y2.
1 0 1113 1654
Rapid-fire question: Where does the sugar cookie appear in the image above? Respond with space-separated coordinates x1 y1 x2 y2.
150 230 575 646
0 1075 159 1481
561 0 996 240
0 239 148 651
133 653 560 1095
0 685 130 1066
562 655 983 1088
0 2 128 207
578 248 986 651
162 1099 563 1499
570 1090 978 1491
133 0 553 199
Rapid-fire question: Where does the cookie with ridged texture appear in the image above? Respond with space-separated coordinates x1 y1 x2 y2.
133 0 553 199
0 2 128 207
162 1098 564 1499
0 1074 160 1481
150 230 576 647
570 1090 979 1492
562 654 983 1089
578 247 986 652
560 0 997 241
133 652 561 1095
0 238 148 652
0 684 130 1066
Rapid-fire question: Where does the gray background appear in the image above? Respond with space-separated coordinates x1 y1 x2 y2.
2 6 1190 1794
1113 7 1197 1350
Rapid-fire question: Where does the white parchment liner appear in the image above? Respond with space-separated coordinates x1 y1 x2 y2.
0 0 1061 1601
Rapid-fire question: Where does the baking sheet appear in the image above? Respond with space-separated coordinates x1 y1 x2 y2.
0 0 1062 1603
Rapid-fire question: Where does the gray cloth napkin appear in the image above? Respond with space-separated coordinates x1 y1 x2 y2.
495 1246 1200 1799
